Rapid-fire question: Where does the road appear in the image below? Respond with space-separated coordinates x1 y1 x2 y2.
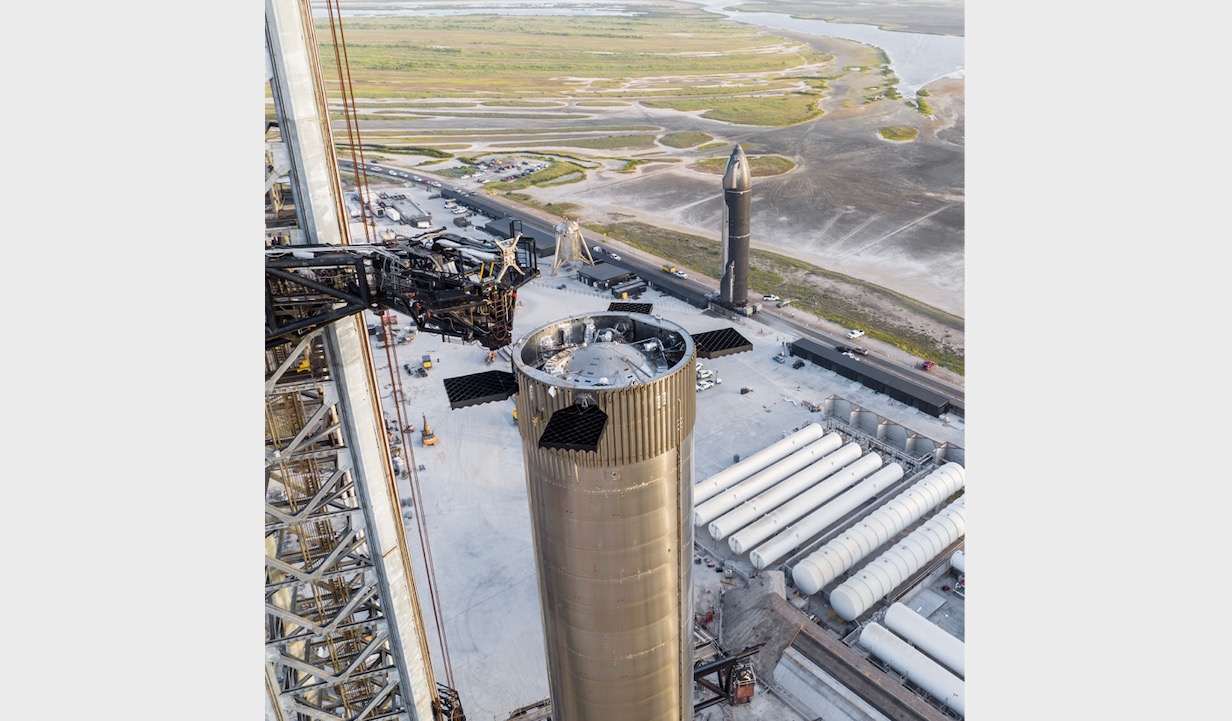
337 159 964 408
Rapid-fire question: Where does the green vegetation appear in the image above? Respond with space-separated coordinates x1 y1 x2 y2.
402 111 593 120
577 81 803 100
494 134 658 150
613 158 679 173
616 158 648 173
481 100 566 107
573 220 964 372
337 143 454 159
486 160 590 190
690 155 796 176
877 126 919 142
908 97 934 115
575 100 632 106
659 131 713 148
316 14 828 98
353 125 659 138
641 94 823 126
697 141 727 152
540 172 585 186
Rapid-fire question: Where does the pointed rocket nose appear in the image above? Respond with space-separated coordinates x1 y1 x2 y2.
722 144 751 190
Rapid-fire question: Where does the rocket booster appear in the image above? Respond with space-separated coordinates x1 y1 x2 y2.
719 145 751 307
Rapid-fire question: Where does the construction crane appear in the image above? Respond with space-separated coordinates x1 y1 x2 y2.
266 230 539 351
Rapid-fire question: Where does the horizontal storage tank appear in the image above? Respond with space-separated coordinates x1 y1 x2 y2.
741 461 902 561
792 462 965 595
884 602 965 678
694 433 843 526
708 442 862 541
693 423 827 505
739 453 887 564
858 623 965 717
950 549 965 575
829 496 966 621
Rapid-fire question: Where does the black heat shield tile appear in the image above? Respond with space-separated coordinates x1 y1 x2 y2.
538 405 608 452
607 302 653 314
442 370 520 409
690 327 753 359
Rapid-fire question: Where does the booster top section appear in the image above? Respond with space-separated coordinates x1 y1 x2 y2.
515 313 693 390
722 144 751 191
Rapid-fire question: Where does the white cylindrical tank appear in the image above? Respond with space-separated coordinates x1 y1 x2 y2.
792 462 965 595
693 423 827 505
739 460 902 559
950 549 965 575
709 442 862 541
829 497 966 621
858 623 965 717
694 433 843 526
884 602 965 678
739 448 887 562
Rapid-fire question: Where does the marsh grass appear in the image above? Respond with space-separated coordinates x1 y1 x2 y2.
659 131 713 148
641 94 823 126
690 155 796 176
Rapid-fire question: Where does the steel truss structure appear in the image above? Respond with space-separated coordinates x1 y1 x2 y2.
266 332 422 721
265 0 444 718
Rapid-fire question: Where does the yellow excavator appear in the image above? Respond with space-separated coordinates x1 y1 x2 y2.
421 414 437 446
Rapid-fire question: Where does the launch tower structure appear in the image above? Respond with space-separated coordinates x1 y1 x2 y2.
264 1 445 719
550 217 595 276
511 313 697 721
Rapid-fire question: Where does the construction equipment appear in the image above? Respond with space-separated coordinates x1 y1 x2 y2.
422 354 433 371
266 231 540 351
421 414 437 446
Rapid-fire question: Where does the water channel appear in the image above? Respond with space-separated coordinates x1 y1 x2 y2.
695 1 964 95
315 2 963 96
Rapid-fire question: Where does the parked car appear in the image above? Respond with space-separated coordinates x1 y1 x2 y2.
792 359 805 369
762 294 780 302
431 181 442 187
696 379 715 392
773 353 787 364
845 329 865 339
849 347 869 356
674 270 688 278
609 253 621 261
920 360 936 371
697 369 714 380
836 345 855 353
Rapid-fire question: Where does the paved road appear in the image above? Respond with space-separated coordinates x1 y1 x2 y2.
590 242 962 406
338 161 964 407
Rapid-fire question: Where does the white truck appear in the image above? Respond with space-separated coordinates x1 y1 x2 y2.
385 207 402 224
